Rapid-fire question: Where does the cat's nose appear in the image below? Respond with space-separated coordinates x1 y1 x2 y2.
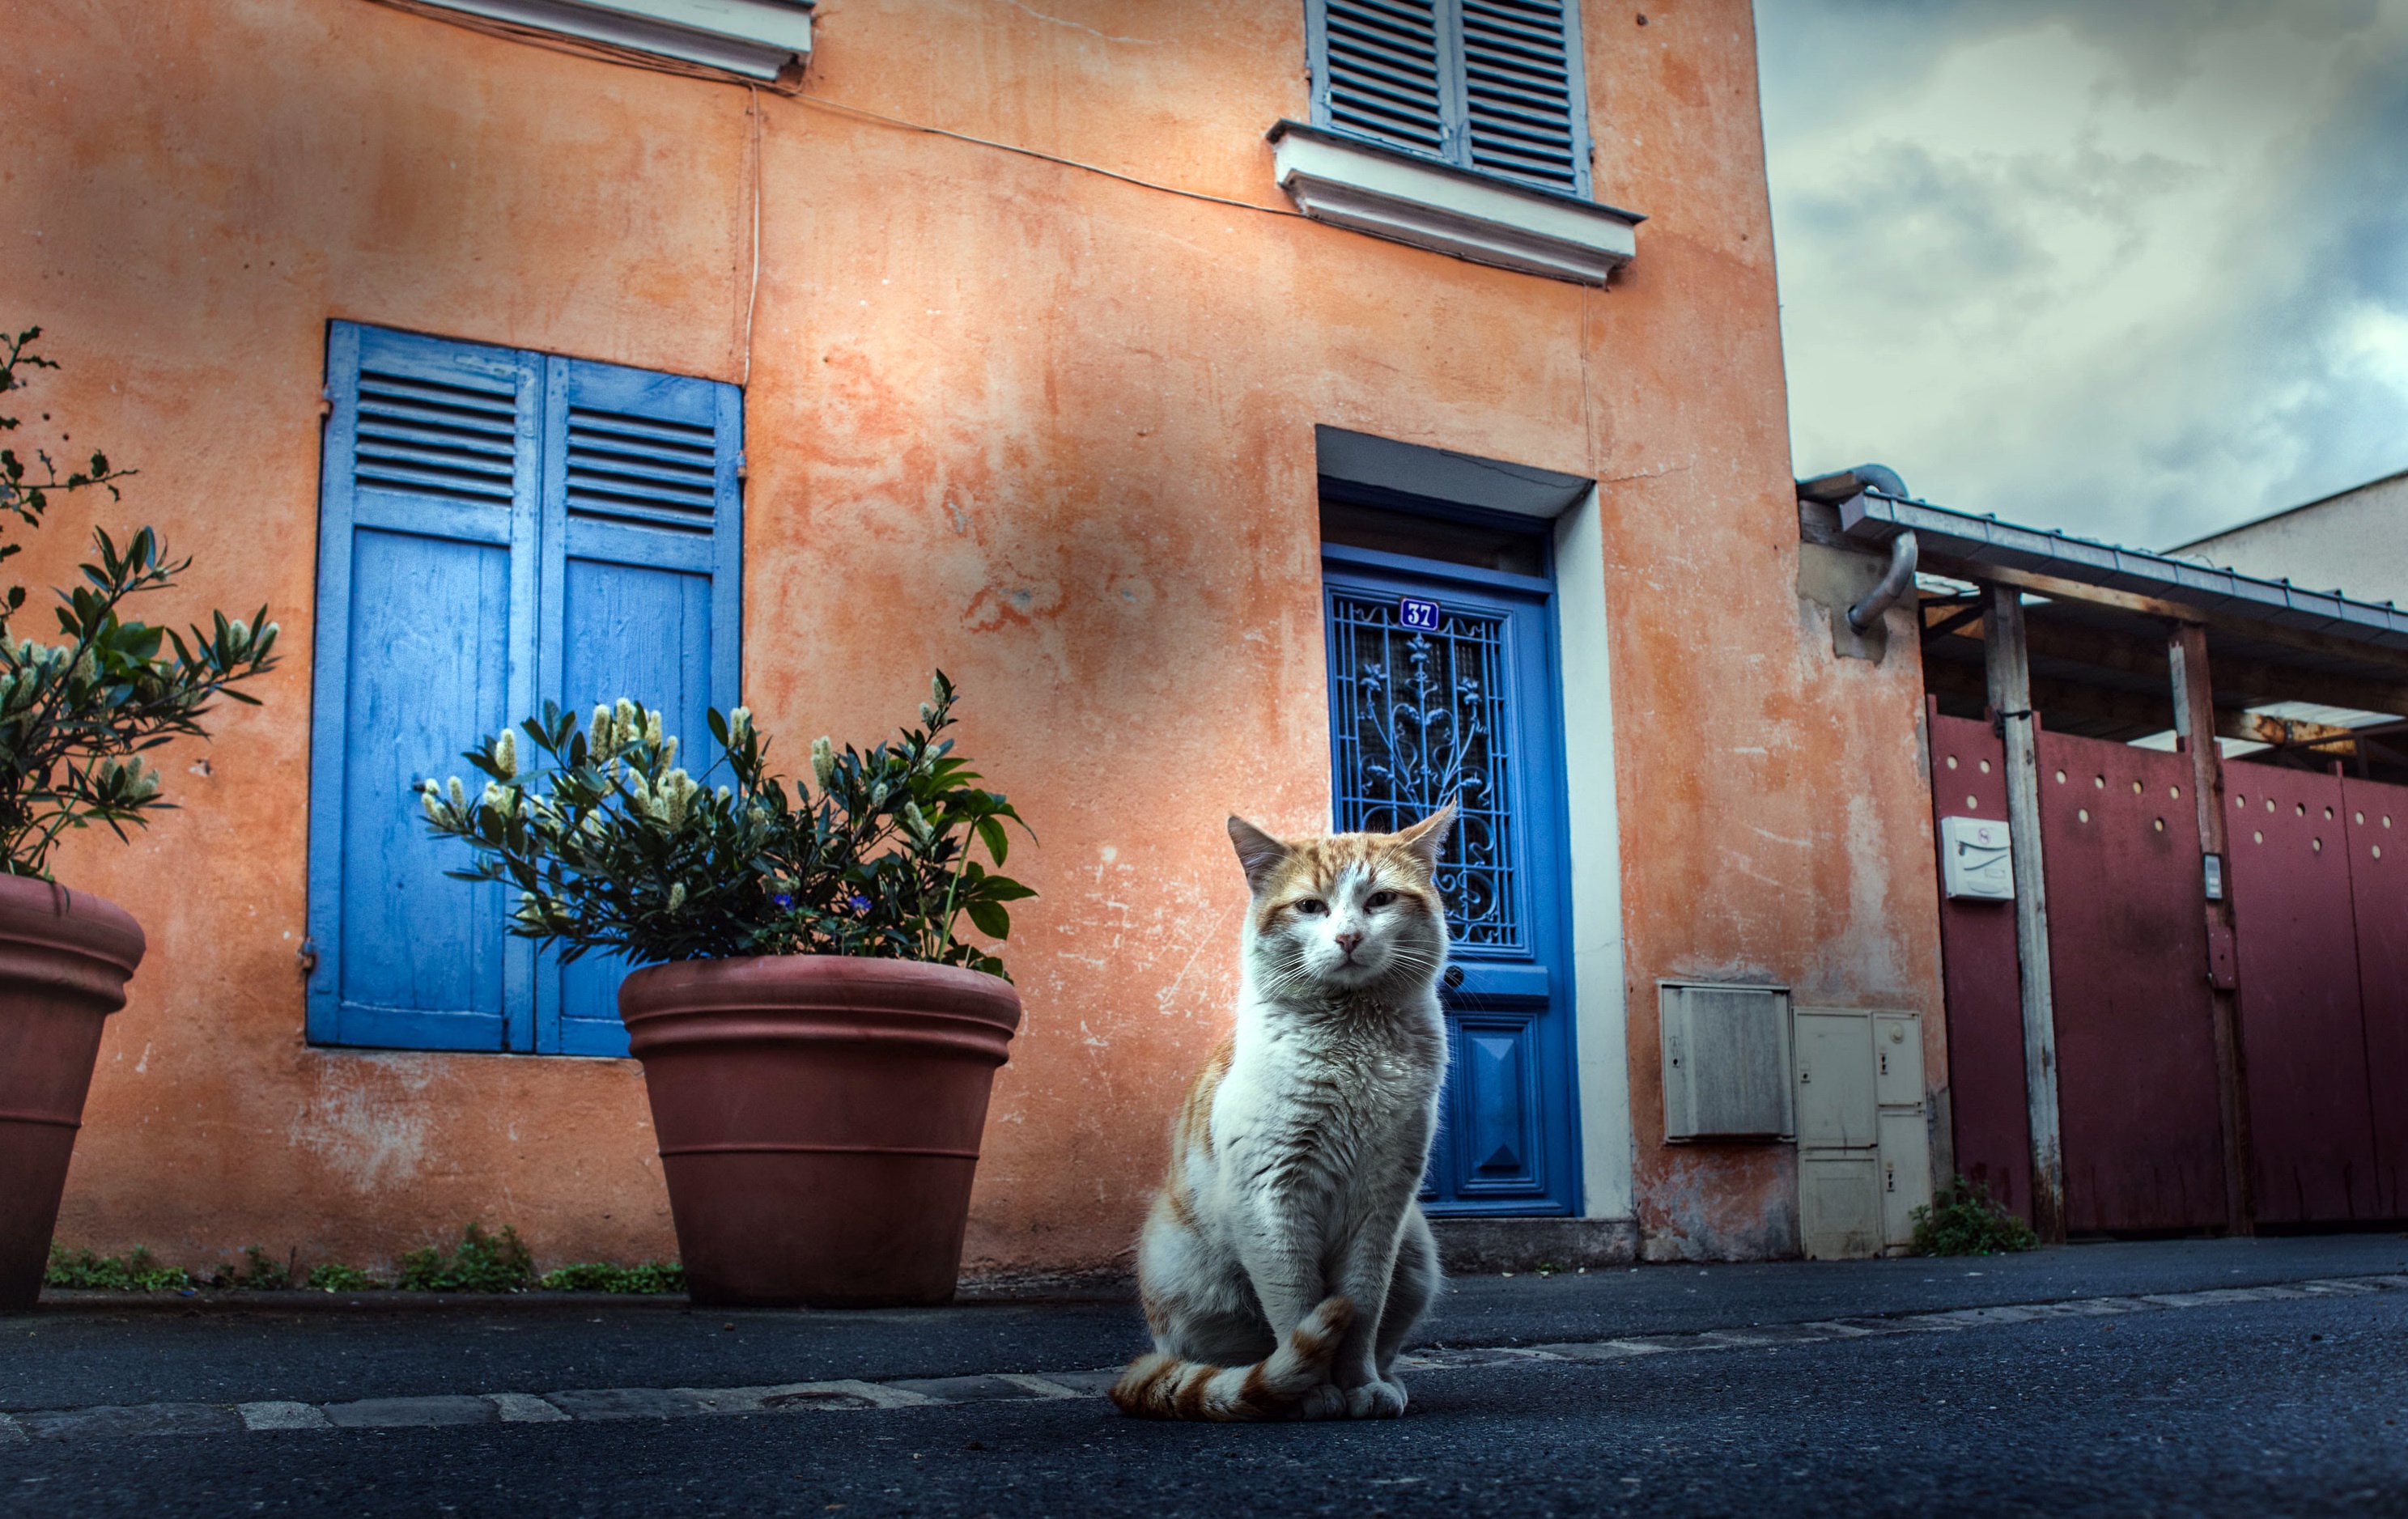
1334 931 1363 957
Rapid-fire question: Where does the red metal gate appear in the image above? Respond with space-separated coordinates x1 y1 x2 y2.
1928 711 2030 1219
2225 768 2380 1223
1931 712 2226 1232
2341 779 2408 1217
1933 719 2408 1232
2036 730 2227 1232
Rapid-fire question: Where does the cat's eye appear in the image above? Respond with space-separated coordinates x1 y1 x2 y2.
1365 891 1398 909
1293 898 1329 915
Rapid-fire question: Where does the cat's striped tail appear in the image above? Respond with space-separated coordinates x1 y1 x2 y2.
1108 1296 1355 1421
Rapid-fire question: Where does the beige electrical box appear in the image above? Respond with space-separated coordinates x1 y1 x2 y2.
1799 1152 1883 1260
1874 1012 1923 1106
1659 982 1793 1142
1794 1008 1930 1259
1794 1010 1877 1148
1880 1109 1932 1247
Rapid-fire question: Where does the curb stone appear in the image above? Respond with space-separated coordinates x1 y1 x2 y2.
3 1271 2401 1445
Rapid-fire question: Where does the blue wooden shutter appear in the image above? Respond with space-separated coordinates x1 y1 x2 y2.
1459 1 1589 194
1310 0 1592 198
1313 0 1456 160
307 323 541 1051
535 356 743 1057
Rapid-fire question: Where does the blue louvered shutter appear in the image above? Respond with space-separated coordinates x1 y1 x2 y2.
1459 1 1587 193
1310 0 1592 198
535 356 744 1057
307 323 542 1051
1314 0 1455 159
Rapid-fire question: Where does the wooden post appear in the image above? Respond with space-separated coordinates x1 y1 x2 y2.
2169 622 2256 1234
1984 583 2066 1241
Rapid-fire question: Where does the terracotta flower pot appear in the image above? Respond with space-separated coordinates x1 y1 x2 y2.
0 876 146 1312
618 955 1021 1309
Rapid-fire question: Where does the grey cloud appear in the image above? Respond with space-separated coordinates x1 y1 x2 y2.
1784 138 2201 317
1760 0 2408 554
1764 0 2386 108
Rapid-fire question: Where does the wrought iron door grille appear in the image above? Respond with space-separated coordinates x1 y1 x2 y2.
1328 590 1523 951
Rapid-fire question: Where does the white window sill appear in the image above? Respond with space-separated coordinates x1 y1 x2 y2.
410 0 811 79
1266 121 1641 286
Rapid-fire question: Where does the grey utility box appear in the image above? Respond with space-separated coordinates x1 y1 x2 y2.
1794 1007 1930 1260
1660 982 1794 1141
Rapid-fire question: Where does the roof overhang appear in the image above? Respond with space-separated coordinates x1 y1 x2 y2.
1838 490 2408 658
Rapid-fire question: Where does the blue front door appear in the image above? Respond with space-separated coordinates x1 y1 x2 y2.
1323 544 1580 1216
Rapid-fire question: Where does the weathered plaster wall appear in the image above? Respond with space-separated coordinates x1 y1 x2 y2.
11 0 1943 1275
1571 1 1945 1258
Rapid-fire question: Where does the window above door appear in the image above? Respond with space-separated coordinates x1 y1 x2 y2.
1272 1 1641 284
1314 0 1594 197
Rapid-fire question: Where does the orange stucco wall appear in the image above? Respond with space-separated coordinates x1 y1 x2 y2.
11 0 1943 1276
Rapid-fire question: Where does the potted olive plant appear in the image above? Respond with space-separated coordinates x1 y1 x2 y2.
0 328 278 1310
417 676 1034 1308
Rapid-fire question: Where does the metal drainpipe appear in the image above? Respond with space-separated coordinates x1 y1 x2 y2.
1847 528 1920 632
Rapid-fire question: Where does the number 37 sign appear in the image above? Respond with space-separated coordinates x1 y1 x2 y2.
1399 596 1442 632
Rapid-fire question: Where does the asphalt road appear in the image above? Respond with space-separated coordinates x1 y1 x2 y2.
11 1233 2403 1411
6 1235 2406 1516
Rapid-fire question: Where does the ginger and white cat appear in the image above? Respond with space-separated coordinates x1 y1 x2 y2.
1110 804 1455 1422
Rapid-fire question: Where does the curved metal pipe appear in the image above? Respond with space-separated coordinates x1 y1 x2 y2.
1847 528 1920 633
1850 463 1909 500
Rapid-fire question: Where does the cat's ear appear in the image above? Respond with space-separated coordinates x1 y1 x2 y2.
1227 816 1291 892
1395 800 1458 874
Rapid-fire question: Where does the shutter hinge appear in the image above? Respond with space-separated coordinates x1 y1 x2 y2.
297 937 319 977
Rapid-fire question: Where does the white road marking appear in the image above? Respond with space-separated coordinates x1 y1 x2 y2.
2 1271 2397 1445
236 1402 330 1432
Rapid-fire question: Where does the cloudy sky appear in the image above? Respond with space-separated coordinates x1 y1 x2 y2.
1755 0 2408 550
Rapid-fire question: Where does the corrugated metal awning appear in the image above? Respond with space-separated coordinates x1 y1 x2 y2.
1838 491 2408 656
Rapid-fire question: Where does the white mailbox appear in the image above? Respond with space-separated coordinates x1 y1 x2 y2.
1939 815 2013 901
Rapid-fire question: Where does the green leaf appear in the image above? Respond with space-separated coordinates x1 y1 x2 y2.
965 900 1010 940
975 814 1009 865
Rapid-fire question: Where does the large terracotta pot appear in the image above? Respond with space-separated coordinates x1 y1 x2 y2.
0 876 146 1312
618 955 1021 1309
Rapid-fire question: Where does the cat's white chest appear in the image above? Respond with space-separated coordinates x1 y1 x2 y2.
1212 996 1446 1199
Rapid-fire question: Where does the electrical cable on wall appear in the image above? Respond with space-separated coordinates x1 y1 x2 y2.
782 91 1302 221
742 83 762 389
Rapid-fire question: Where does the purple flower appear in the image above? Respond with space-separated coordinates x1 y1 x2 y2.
771 893 793 910
847 893 871 912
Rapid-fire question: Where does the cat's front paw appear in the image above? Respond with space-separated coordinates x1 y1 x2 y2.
1346 1379 1408 1419
1293 1382 1350 1421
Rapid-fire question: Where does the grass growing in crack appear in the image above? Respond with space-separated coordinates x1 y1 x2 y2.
48 1229 686 1295
396 1222 537 1292
537 1261 686 1294
45 1245 196 1291
1910 1174 2041 1256
303 1262 383 1292
209 1244 292 1290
